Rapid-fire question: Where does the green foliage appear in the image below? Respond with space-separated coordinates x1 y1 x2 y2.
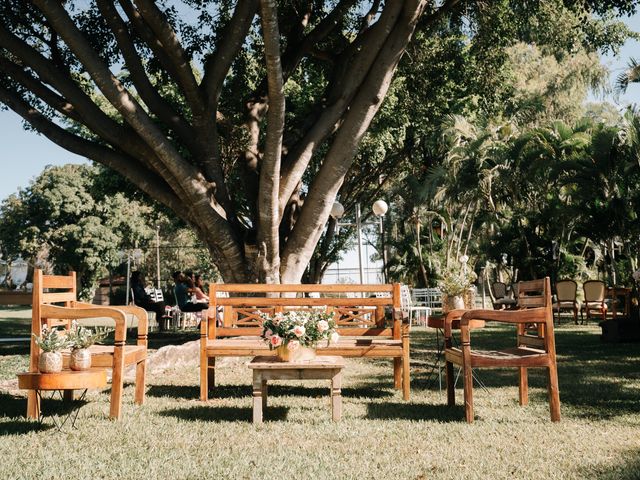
32 325 70 353
67 321 111 350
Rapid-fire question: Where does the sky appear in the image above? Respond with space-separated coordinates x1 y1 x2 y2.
0 13 638 203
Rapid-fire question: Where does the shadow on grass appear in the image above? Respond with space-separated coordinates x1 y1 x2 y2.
0 392 27 418
0 419 51 435
147 383 392 400
159 405 288 423
366 401 463 422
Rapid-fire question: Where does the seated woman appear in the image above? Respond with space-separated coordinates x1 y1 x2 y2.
172 271 209 312
130 271 168 332
192 274 209 303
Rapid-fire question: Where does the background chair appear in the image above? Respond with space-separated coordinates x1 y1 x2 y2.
490 281 518 310
28 269 148 420
444 277 560 423
399 285 431 326
554 280 579 324
582 280 607 323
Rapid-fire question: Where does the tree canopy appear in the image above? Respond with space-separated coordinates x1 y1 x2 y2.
0 0 637 283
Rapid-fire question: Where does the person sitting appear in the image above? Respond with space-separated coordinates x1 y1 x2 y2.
192 274 209 303
172 271 209 313
130 271 168 332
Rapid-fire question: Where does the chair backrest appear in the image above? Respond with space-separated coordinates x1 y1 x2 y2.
516 278 551 309
399 284 412 313
583 280 605 302
30 270 78 373
150 288 164 302
491 282 508 299
555 280 577 302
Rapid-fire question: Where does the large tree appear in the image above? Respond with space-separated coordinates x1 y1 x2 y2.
0 0 637 283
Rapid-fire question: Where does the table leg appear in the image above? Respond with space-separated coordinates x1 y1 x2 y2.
331 369 342 422
262 380 267 411
252 371 263 424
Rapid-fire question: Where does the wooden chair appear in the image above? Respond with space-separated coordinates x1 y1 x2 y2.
582 280 607 323
553 280 580 324
444 277 560 423
28 269 148 420
490 281 517 310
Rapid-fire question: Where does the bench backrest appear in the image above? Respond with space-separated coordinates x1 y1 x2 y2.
208 284 402 339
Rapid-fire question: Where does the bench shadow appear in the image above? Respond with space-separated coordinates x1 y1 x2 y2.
366 401 463 422
146 383 392 400
159 405 289 423
0 419 51 435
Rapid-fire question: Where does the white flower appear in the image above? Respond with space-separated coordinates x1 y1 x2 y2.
287 340 300 351
633 269 640 282
330 331 340 344
317 320 329 333
292 325 306 337
459 254 469 264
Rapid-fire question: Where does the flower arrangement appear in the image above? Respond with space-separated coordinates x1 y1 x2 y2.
67 321 111 350
32 324 70 352
439 267 478 297
260 310 340 352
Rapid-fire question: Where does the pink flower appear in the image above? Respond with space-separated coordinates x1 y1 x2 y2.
330 331 340 344
292 325 306 337
317 320 329 333
270 335 282 347
287 340 300 351
264 329 273 338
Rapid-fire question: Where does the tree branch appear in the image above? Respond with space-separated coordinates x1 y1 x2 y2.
96 0 196 151
0 85 187 216
256 0 285 283
132 0 204 115
281 0 428 282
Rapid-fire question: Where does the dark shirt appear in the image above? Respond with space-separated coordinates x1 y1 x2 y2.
174 282 190 309
132 281 151 304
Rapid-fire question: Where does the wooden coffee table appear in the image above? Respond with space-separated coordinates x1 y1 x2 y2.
248 356 345 423
18 369 108 430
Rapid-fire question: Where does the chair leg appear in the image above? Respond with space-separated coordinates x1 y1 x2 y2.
445 360 455 407
547 364 561 422
26 390 39 419
462 362 474 423
109 349 125 420
518 367 529 406
134 359 146 405
573 307 578 325
393 358 402 389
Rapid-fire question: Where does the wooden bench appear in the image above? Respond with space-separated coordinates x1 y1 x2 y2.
200 284 410 401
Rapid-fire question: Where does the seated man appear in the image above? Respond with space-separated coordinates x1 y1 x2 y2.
130 271 168 332
172 271 209 313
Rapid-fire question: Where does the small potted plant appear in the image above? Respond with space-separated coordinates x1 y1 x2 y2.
67 321 111 371
260 310 340 362
33 325 70 373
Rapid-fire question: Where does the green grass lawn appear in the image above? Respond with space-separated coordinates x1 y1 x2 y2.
0 308 639 479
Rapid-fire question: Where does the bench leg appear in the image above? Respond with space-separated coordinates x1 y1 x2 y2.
402 349 410 401
253 372 263 424
331 369 342 422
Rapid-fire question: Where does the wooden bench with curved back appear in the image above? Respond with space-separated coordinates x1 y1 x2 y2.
444 277 560 423
28 269 148 420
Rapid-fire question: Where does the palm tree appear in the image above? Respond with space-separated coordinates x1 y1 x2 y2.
615 58 640 94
